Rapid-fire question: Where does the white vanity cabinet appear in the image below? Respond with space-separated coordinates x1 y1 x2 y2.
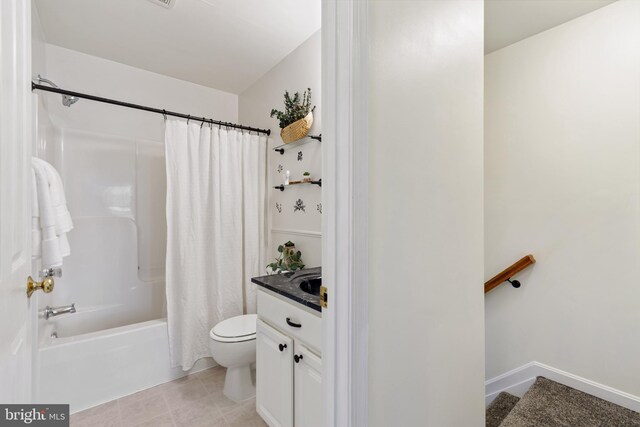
256 319 294 427
293 343 323 427
256 289 322 427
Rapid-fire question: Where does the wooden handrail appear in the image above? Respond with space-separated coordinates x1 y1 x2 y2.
484 255 536 294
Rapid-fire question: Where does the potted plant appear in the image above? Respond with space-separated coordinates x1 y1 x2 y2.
267 241 305 274
303 172 312 183
270 88 315 144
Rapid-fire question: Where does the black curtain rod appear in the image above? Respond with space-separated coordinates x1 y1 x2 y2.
31 83 271 136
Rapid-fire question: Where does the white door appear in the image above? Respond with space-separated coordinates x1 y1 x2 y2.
0 0 34 404
294 343 322 427
256 319 293 427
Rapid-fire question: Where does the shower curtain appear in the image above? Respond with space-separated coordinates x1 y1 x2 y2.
164 118 267 370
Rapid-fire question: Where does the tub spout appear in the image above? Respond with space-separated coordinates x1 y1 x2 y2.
41 304 76 320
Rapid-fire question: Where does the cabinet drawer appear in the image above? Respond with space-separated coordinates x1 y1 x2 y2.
257 289 322 353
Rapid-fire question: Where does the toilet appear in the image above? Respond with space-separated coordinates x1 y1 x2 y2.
209 314 258 402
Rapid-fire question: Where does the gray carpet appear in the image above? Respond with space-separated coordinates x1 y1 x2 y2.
499 377 640 427
487 392 520 427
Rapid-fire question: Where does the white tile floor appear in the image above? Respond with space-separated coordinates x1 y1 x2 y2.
70 367 267 427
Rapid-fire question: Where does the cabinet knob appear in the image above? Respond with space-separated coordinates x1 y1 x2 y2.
279 343 287 352
294 354 304 363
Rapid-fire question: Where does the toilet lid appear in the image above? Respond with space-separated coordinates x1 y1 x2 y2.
212 314 257 340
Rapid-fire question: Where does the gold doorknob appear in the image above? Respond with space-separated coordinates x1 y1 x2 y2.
27 276 54 298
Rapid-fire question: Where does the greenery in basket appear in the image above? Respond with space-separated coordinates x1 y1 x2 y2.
270 88 315 129
303 172 310 176
267 241 305 273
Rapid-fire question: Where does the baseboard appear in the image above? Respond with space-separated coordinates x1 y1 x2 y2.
485 362 538 406
485 362 640 413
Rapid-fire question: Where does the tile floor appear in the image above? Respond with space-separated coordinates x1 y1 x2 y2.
70 367 267 427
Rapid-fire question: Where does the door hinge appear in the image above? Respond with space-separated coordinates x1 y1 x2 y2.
320 286 328 309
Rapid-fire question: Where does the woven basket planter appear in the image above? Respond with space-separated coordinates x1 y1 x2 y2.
280 111 313 144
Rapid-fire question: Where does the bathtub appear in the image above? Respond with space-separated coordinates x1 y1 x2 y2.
37 316 215 413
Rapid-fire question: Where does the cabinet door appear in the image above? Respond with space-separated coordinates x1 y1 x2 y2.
257 319 293 427
294 343 323 427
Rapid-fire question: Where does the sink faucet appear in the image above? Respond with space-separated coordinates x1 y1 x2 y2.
41 304 76 320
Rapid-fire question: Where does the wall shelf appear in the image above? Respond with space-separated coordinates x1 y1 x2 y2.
273 134 322 155
274 179 322 191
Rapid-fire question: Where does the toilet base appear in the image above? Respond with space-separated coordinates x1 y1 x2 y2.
223 365 255 402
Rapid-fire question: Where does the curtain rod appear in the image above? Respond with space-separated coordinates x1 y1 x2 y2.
31 83 271 136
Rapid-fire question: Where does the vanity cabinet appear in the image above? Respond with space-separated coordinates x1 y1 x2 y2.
256 319 294 427
256 289 322 427
293 343 322 427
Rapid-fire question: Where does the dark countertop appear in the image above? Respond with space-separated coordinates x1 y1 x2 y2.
252 267 322 312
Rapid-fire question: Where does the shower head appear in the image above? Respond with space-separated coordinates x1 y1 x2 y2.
34 75 80 107
62 94 79 107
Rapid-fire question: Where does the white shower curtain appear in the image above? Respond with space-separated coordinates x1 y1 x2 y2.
164 118 267 370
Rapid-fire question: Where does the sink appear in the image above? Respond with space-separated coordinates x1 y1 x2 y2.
299 277 322 296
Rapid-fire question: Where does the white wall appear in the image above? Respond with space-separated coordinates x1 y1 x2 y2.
41 44 238 142
368 1 485 425
485 0 640 396
239 31 322 269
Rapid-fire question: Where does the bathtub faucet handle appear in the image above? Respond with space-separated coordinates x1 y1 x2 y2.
40 267 62 279
41 303 76 320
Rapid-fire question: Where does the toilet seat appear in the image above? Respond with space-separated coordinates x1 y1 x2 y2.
210 314 257 343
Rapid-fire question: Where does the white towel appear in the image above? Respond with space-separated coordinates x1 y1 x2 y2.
32 160 62 267
32 158 73 234
31 158 73 267
31 168 42 259
32 158 73 257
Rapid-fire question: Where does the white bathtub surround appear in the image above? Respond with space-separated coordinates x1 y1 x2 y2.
31 157 73 268
165 119 267 370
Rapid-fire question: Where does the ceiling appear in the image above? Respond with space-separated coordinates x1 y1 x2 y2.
485 0 617 54
34 0 321 94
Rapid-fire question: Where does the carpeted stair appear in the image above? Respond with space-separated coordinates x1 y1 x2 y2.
486 377 640 427
486 392 520 427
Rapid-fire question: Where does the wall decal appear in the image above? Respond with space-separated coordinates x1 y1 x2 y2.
276 203 282 213
317 203 322 214
294 199 306 213
297 151 303 161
